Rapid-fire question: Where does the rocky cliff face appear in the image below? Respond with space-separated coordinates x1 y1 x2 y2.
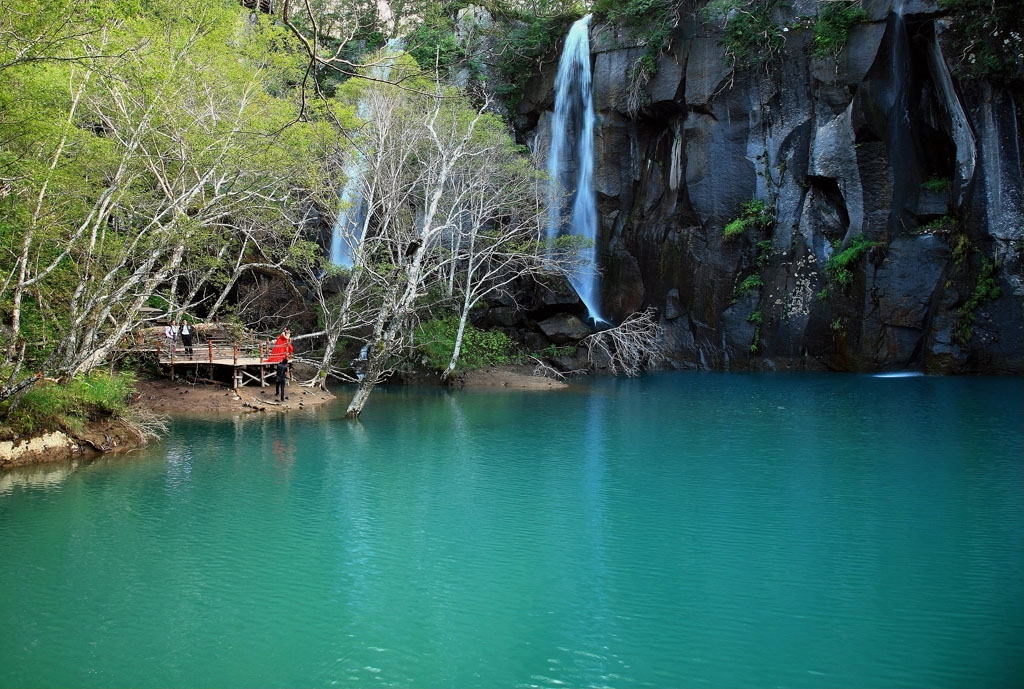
514 0 1023 373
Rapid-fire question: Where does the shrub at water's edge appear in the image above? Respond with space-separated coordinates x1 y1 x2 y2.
416 316 517 375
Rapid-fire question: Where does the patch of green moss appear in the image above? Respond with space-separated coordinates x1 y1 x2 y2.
916 215 956 235
953 258 1002 346
920 177 952 193
732 273 764 302
723 199 774 240
824 234 880 288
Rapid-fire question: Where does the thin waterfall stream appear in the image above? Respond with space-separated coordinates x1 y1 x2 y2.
546 15 604 324
330 41 405 268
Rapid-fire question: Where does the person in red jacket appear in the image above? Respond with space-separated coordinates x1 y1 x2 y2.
266 327 294 364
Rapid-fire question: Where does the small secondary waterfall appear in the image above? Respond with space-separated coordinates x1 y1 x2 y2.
546 15 604 323
330 41 404 268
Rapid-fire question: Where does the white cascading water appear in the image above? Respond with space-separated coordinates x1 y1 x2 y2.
546 14 604 324
330 40 405 268
330 157 368 267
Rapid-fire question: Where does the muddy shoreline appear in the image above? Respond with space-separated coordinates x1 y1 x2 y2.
2 365 567 469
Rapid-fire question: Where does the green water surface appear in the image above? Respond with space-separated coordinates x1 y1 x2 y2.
1 373 1021 688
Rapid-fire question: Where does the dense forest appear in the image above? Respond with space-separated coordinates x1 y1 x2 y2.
1 0 1021 434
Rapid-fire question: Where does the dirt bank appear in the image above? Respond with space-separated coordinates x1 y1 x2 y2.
134 377 336 416
0 417 143 470
458 365 569 390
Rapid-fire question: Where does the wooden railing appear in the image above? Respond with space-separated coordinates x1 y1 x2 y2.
133 326 281 364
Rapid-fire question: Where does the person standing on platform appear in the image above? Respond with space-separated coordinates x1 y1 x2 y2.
180 319 193 358
164 319 178 355
275 357 288 401
267 327 294 363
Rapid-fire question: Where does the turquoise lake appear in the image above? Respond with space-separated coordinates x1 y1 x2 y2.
1 373 1022 688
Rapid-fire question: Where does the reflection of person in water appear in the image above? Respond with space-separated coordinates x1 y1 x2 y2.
266 327 293 363
271 416 295 476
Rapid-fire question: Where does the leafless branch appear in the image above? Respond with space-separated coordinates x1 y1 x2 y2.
582 307 665 376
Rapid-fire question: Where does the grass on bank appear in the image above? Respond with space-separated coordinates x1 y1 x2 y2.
0 370 138 439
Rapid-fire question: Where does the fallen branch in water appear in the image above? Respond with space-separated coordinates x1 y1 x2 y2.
529 356 587 380
582 308 665 376
121 404 169 443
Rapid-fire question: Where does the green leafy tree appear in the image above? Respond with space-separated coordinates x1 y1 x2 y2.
1 0 329 409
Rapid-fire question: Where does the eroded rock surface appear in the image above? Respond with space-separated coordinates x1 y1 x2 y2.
509 0 1022 372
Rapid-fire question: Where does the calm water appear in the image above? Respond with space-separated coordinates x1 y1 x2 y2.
1 373 1022 688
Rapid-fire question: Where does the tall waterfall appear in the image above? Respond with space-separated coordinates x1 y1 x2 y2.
330 41 404 268
546 15 604 324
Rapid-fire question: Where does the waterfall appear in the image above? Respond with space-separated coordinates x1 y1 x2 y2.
546 15 604 324
330 40 404 268
330 158 369 267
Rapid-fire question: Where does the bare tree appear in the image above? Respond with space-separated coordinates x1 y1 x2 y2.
296 68 562 416
437 135 572 380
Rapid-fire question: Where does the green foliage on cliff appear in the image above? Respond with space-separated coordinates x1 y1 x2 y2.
748 308 763 353
812 0 869 58
824 234 880 288
732 273 764 302
701 0 784 68
724 200 773 240
416 315 516 372
938 0 1024 89
493 12 573 107
594 0 678 93
953 258 1002 346
407 10 467 72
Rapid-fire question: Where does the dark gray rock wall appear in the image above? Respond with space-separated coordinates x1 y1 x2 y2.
516 0 1023 373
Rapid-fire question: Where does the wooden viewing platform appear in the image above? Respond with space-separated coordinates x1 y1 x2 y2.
146 336 289 390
